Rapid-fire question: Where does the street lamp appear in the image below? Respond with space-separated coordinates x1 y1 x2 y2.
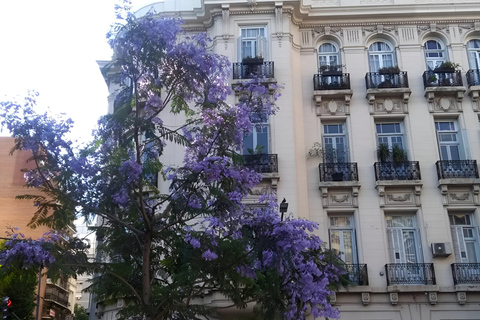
279 198 288 221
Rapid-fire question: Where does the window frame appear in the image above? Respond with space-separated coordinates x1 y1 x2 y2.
328 214 358 264
424 39 447 70
322 122 349 163
238 26 268 61
317 42 341 70
449 212 480 263
368 41 396 72
385 214 423 264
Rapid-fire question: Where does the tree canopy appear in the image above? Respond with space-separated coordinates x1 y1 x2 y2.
0 10 341 320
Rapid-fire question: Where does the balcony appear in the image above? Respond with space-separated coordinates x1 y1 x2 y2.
233 61 274 79
374 161 421 181
385 263 436 286
44 288 69 308
365 71 409 89
319 162 358 182
467 69 480 105
242 154 278 173
451 263 480 285
364 72 411 108
343 264 369 286
436 160 479 179
423 70 463 88
313 73 351 90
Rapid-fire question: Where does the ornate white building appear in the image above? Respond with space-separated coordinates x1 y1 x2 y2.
100 0 480 319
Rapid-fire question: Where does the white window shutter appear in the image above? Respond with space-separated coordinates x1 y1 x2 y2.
451 226 468 263
387 229 404 263
468 50 477 69
237 36 243 62
460 129 471 160
256 35 267 59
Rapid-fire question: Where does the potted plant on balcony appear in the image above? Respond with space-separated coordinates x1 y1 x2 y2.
434 61 460 73
378 65 400 74
319 64 344 76
377 143 391 163
242 55 264 65
392 144 408 162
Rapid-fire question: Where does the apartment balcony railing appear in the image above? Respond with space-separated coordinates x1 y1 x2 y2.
343 264 369 286
451 263 480 285
313 73 351 90
233 61 275 79
374 161 421 181
365 71 409 89
385 263 436 286
423 70 463 88
466 69 480 87
44 292 69 308
436 160 479 179
242 154 278 173
319 162 359 182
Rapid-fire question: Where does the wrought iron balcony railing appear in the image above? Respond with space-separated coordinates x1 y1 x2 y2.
466 69 480 87
436 160 479 179
374 161 421 181
423 70 463 88
242 154 278 173
313 73 351 90
365 71 409 89
385 263 436 286
319 162 359 182
233 61 275 79
451 263 480 285
44 290 69 308
343 264 369 286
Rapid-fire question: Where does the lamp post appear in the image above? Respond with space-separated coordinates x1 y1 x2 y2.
279 198 288 221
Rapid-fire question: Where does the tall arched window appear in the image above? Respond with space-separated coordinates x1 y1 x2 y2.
424 40 446 70
318 42 341 69
467 40 480 70
368 41 395 72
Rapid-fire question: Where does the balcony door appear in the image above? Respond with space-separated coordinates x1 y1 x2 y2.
376 122 405 157
318 43 340 68
368 41 395 72
424 40 447 70
243 113 269 155
450 213 480 263
322 123 348 163
238 27 267 60
467 40 480 70
435 121 463 161
386 215 423 265
329 215 357 265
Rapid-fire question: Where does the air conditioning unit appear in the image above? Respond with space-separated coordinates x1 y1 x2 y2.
431 242 452 257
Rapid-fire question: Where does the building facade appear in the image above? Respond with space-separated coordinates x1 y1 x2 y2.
101 0 480 319
0 137 77 320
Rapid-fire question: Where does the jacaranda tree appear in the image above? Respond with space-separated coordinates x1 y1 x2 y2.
0 9 341 320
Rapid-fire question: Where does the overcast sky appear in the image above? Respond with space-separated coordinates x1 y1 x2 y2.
0 0 157 140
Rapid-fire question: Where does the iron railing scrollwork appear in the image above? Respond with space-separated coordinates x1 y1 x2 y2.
313 73 351 90
451 263 480 284
374 161 421 181
436 160 479 179
343 264 369 286
233 62 275 79
365 71 409 89
423 70 463 88
385 263 436 285
466 69 480 87
242 154 278 173
319 162 359 182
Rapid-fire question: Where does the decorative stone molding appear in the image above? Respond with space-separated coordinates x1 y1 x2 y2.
469 85 480 111
314 91 353 115
366 88 411 110
329 292 337 305
428 292 438 305
439 184 480 206
389 292 399 305
457 291 467 305
424 87 466 112
377 184 422 207
369 97 408 114
320 185 360 208
361 292 371 306
315 98 351 116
